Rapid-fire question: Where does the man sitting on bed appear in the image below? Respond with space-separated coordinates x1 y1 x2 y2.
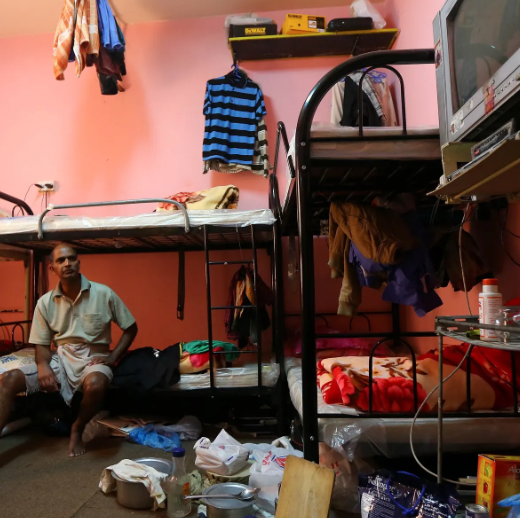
0 243 138 457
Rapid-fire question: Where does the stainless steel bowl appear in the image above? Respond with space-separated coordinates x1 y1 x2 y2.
202 483 255 518
113 457 173 510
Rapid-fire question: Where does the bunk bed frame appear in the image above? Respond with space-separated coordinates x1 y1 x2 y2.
272 48 490 464
0 187 286 431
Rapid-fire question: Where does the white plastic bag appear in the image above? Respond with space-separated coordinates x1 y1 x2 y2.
224 13 273 30
194 429 249 476
248 438 303 513
350 0 387 29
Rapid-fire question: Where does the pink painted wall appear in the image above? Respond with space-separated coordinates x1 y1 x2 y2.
0 4 392 350
385 0 445 127
3 0 513 357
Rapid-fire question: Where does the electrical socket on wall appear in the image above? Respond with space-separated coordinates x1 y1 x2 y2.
36 181 55 192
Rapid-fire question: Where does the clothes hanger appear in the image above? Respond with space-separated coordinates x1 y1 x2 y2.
225 53 248 84
340 68 387 83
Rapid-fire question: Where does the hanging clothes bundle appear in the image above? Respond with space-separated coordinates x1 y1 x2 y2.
203 65 272 177
331 70 398 127
225 266 273 348
53 0 127 95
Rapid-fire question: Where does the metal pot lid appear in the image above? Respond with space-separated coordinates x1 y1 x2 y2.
202 483 253 509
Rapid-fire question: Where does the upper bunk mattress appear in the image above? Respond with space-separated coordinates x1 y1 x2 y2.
309 122 441 160
0 209 276 236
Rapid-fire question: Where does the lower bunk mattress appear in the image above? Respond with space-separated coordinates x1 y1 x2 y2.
286 357 520 458
173 363 280 390
0 349 280 391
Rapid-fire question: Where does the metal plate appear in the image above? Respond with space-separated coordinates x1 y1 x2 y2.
202 482 253 510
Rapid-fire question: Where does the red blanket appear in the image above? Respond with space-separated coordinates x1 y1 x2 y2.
317 345 520 413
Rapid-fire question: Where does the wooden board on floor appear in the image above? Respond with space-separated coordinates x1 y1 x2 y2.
275 456 335 518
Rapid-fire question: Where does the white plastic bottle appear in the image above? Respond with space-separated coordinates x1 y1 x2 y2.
166 447 191 518
479 278 502 341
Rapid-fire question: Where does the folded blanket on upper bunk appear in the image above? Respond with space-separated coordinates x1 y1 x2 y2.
157 185 239 211
317 345 520 413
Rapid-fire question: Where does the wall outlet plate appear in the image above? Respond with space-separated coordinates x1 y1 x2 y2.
37 181 55 192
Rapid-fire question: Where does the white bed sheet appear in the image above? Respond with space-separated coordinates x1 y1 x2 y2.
0 209 276 236
286 357 520 458
173 363 280 390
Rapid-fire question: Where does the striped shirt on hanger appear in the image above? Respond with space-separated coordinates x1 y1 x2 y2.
203 76 267 165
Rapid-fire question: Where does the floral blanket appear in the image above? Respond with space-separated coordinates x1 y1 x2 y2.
317 345 520 413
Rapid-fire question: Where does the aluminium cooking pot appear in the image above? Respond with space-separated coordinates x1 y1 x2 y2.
113 457 173 510
202 483 255 518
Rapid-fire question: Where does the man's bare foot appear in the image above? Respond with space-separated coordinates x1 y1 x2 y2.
69 430 86 457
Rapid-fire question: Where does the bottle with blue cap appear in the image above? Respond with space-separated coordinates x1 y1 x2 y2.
167 447 191 517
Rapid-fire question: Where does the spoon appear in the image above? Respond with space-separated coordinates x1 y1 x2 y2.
184 487 260 501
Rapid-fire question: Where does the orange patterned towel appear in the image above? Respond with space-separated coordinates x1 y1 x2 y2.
53 0 100 80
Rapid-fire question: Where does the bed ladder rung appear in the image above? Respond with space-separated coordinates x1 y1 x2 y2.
209 260 253 265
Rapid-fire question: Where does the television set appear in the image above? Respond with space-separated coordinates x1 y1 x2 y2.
433 0 520 147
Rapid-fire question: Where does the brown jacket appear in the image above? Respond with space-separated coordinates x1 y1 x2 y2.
329 202 416 316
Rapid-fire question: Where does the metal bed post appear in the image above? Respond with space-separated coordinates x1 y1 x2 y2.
251 226 263 389
33 252 41 312
203 226 215 395
437 333 444 484
391 303 401 350
296 125 320 464
270 168 288 435
0 191 34 216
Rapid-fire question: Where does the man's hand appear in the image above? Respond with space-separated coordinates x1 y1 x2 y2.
37 364 59 392
88 356 115 368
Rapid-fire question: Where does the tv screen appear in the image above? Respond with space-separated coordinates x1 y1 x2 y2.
449 0 520 111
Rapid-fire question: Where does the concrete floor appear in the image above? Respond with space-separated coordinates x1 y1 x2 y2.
0 427 191 518
0 427 351 518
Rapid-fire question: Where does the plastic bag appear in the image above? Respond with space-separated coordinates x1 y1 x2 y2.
194 429 249 476
350 0 387 29
128 424 181 451
248 439 303 513
359 471 460 518
499 493 520 518
224 13 273 30
154 416 202 441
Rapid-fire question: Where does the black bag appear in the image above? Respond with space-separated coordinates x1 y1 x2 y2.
112 345 181 392
327 18 373 32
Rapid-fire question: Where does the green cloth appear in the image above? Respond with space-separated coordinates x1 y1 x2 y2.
183 340 240 362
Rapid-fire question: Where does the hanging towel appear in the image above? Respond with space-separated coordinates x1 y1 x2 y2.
53 0 100 79
53 0 76 80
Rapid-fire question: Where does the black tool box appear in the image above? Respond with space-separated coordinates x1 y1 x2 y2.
229 23 278 38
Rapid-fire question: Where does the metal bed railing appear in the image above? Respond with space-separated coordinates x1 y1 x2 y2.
273 48 450 463
0 195 284 399
0 320 30 351
0 191 34 216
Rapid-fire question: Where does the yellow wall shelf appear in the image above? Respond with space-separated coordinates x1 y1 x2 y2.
229 29 399 61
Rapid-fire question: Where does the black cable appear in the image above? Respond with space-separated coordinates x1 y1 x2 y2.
501 205 520 268
13 184 37 216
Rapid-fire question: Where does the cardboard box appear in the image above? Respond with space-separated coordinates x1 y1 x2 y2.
281 14 326 35
477 454 520 518
229 24 277 38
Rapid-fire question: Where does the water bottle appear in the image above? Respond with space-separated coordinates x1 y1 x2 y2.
166 447 191 517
